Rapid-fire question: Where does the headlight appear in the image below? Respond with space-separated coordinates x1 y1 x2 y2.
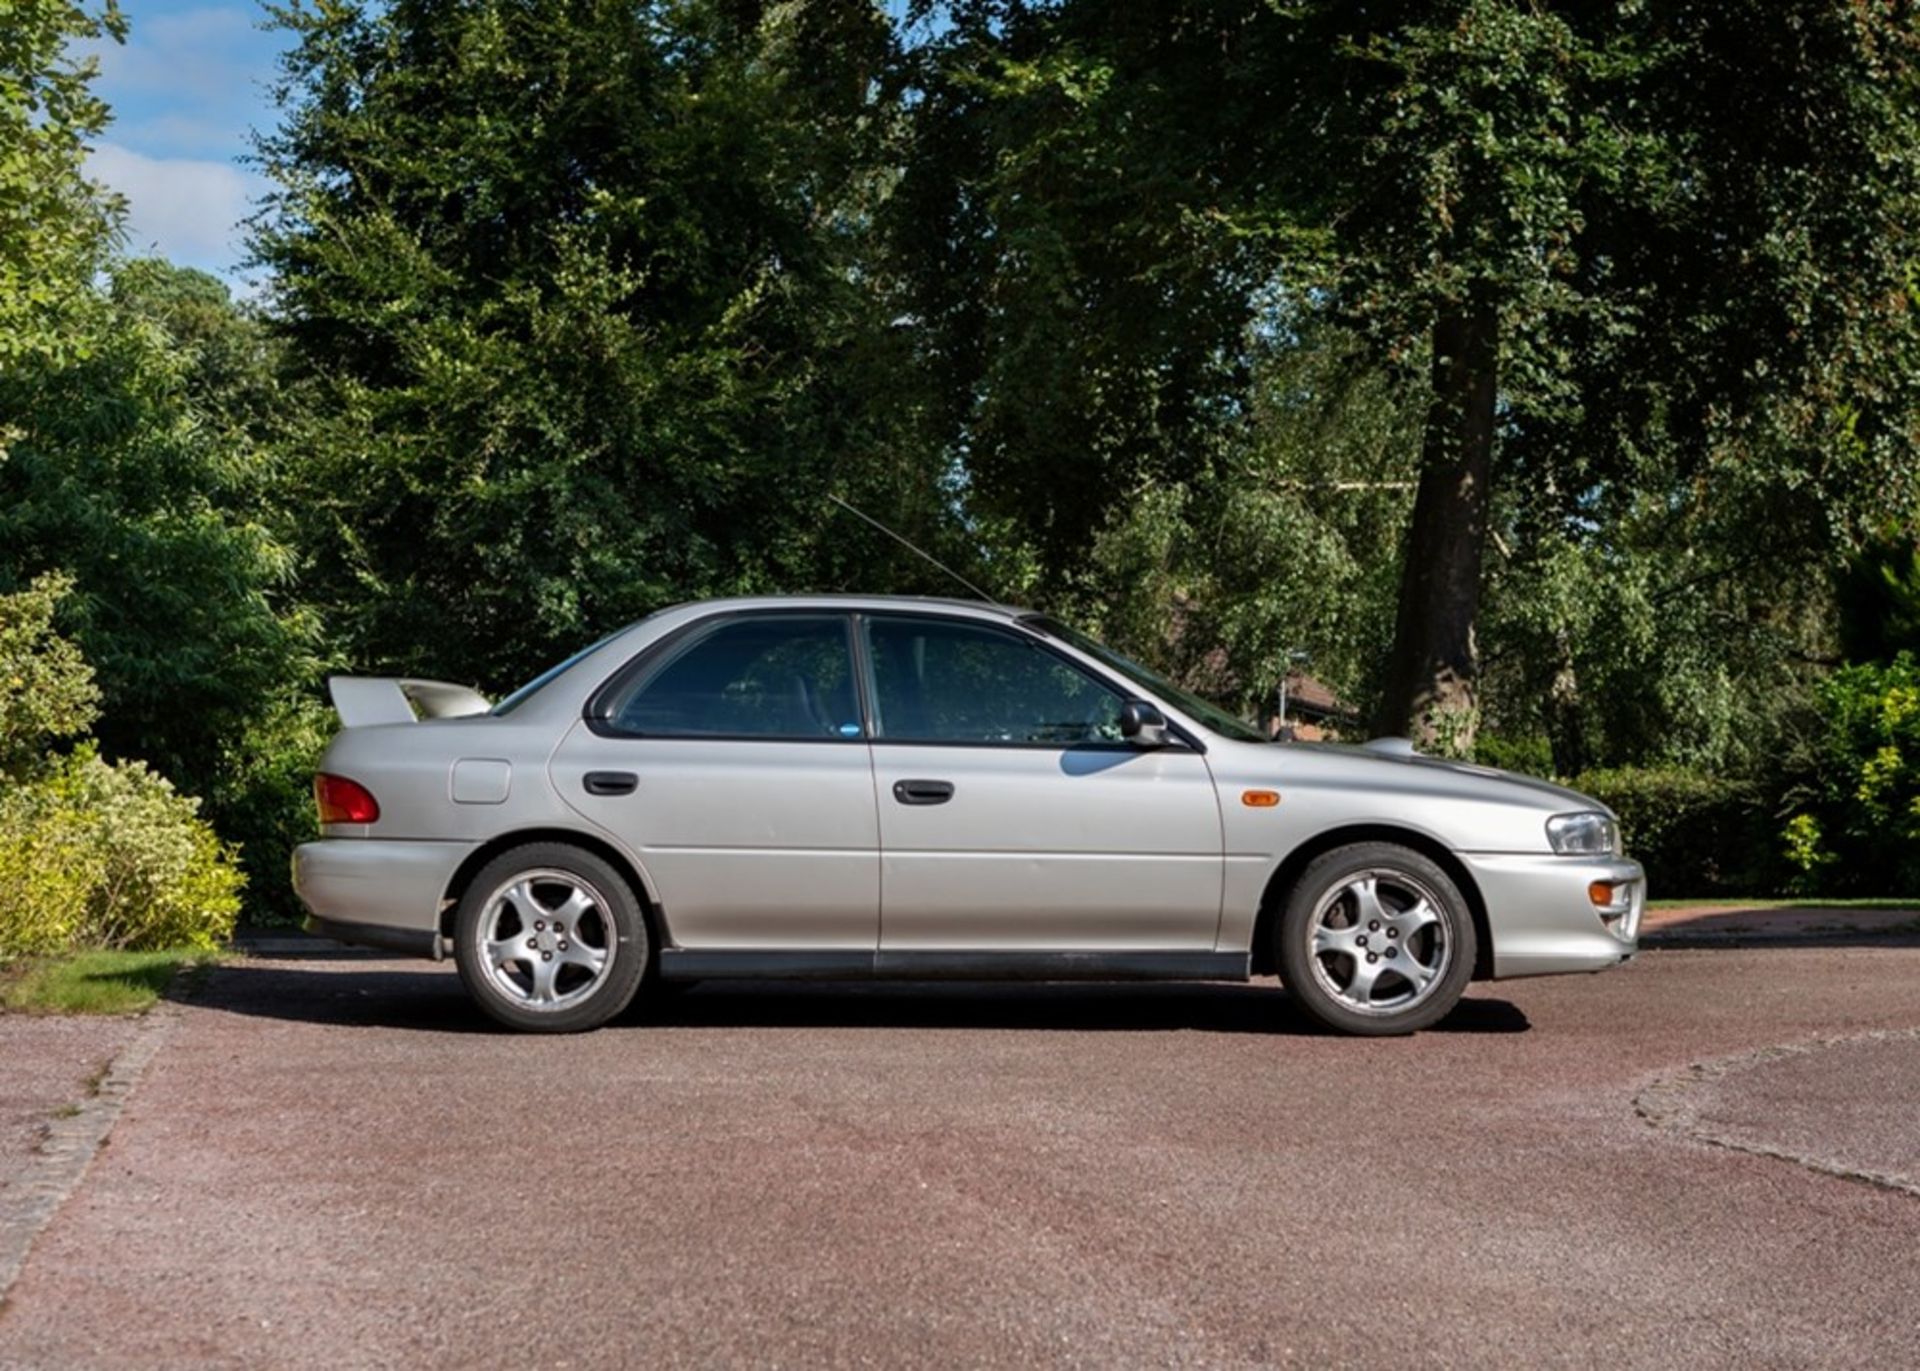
1546 811 1620 856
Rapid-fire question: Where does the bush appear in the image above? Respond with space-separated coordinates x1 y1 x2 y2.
0 571 98 776
0 747 243 955
1473 733 1554 779
0 576 245 956
1780 654 1920 896
202 697 327 925
0 783 98 954
1569 765 1776 897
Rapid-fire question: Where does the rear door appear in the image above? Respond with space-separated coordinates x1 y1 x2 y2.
551 611 878 950
862 613 1223 951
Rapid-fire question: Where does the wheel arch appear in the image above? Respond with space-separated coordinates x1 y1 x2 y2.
1250 825 1493 980
440 827 667 954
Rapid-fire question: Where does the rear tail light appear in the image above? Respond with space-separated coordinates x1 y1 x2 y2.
315 773 380 825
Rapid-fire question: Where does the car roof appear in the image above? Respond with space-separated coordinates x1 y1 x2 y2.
655 594 1032 620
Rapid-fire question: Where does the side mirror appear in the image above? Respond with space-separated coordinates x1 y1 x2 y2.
1119 699 1170 748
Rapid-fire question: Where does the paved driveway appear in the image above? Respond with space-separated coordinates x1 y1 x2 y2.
2 944 1918 1368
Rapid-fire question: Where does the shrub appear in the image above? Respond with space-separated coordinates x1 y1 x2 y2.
1780 653 1920 896
1569 765 1775 897
0 782 99 954
0 576 245 956
0 748 243 955
0 571 99 775
1473 733 1554 779
203 697 328 925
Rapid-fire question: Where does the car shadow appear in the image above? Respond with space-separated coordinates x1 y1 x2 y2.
180 960 1530 1037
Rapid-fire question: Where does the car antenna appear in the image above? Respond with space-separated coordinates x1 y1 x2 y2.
826 493 998 603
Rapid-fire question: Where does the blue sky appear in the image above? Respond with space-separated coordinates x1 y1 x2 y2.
85 2 927 289
86 2 289 286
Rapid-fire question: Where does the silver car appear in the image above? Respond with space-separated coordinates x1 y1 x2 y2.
293 595 1642 1035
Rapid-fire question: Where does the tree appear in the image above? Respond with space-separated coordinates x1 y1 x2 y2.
889 2 1290 594
896 2 1920 755
0 260 322 915
1838 530 1920 664
0 0 123 363
0 261 314 788
253 0 946 692
1264 0 1920 750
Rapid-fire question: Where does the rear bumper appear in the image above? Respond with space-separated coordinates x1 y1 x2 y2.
1458 852 1644 979
292 839 475 960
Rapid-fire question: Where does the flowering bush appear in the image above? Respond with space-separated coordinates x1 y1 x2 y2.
0 580 242 955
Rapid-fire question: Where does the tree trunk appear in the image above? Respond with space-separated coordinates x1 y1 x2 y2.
1545 627 1588 777
1375 296 1498 755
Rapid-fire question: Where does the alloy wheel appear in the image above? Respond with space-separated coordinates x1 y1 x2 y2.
1306 868 1452 1017
475 868 618 1011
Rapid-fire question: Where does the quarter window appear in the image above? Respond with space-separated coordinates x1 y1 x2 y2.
609 616 861 739
864 616 1124 745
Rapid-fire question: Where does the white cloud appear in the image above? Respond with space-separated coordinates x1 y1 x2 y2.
86 141 264 275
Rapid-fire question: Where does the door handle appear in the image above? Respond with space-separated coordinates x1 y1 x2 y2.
892 779 955 806
582 771 638 797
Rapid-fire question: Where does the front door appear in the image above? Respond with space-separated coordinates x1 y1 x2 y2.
862 613 1223 952
551 612 878 950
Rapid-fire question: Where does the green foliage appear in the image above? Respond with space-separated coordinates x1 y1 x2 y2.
0 747 243 956
0 261 323 919
1472 733 1553 780
0 261 316 788
1479 518 1835 778
1571 766 1774 898
253 0 940 693
891 2 1290 586
0 781 97 955
1782 654 1920 895
0 570 99 775
0 0 123 363
899 2 1920 751
0 579 244 956
1838 531 1920 664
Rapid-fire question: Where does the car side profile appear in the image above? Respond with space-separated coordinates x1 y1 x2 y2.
293 596 1643 1035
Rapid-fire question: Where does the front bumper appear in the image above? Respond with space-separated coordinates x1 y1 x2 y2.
292 839 475 960
1457 852 1644 979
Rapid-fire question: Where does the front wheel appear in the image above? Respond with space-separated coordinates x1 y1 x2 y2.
453 843 648 1032
1275 842 1477 1036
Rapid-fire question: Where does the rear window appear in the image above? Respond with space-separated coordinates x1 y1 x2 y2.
491 629 628 717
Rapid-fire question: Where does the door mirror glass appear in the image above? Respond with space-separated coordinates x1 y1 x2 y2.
1119 699 1169 747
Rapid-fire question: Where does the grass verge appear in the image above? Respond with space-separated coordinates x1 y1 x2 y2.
1647 897 1920 912
0 948 221 1016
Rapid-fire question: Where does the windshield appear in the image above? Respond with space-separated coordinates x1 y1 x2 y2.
1023 616 1268 743
491 627 629 716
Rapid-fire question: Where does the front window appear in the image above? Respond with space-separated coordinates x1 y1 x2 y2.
865 616 1124 745
1023 616 1267 743
605 615 862 739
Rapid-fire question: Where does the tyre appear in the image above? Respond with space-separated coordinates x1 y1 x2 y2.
1274 842 1477 1036
453 843 649 1032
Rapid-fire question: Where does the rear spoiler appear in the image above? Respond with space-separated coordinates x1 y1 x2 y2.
327 677 493 728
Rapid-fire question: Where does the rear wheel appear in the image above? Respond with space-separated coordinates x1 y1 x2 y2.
453 843 648 1032
1275 842 1476 1036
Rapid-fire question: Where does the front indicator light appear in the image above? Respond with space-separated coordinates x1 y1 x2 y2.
1589 881 1631 913
315 773 380 825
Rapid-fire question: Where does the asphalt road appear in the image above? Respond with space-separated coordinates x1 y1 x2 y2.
2 943 1918 1368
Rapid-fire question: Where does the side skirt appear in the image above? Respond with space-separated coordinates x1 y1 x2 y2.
656 949 1251 983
